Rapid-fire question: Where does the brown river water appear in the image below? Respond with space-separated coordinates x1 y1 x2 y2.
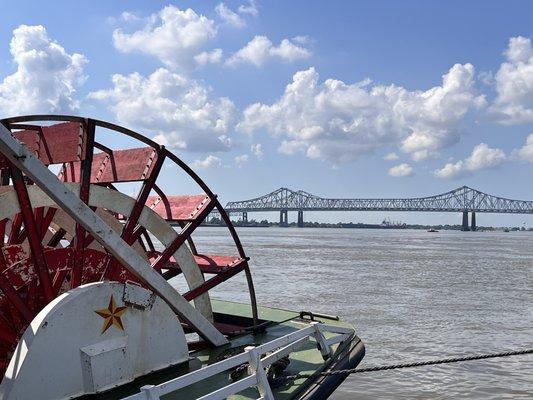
185 227 532 399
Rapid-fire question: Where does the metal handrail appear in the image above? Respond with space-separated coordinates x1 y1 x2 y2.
122 322 354 400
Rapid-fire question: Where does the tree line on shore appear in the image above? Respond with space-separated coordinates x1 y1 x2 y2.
202 217 525 231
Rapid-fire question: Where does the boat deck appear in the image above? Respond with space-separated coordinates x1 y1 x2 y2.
85 300 364 400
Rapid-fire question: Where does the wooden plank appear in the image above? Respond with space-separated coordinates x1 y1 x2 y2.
63 147 158 183
0 122 83 168
147 195 210 221
0 122 228 347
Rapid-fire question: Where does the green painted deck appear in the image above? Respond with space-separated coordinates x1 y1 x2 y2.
89 299 360 400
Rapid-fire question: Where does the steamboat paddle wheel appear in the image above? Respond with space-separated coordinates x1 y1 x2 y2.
0 116 363 400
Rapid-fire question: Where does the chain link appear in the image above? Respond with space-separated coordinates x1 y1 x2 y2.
285 349 533 379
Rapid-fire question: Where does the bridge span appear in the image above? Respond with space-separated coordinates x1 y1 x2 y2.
220 186 533 230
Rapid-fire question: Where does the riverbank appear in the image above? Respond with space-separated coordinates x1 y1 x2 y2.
200 219 526 231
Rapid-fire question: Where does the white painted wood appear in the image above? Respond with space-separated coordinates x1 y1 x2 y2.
245 346 274 400
311 322 332 359
260 336 309 366
197 375 258 400
0 282 189 399
121 323 355 400
0 124 226 346
0 184 213 320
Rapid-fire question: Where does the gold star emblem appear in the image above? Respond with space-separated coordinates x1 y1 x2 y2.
95 295 127 334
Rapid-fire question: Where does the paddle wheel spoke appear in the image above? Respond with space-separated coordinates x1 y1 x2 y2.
7 214 22 244
71 119 95 289
150 196 216 271
0 255 33 323
0 115 259 377
9 166 54 303
39 207 57 240
105 148 165 280
0 220 6 246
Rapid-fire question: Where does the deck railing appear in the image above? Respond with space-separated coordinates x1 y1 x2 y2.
122 322 354 400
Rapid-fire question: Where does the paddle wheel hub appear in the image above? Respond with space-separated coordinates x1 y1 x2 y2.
0 115 258 398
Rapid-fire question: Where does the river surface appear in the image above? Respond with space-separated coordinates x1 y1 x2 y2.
187 227 532 399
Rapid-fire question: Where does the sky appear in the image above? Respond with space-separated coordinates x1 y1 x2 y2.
1 1 533 226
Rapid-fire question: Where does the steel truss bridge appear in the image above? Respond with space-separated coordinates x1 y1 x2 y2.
218 186 533 230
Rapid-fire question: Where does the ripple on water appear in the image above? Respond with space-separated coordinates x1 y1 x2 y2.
185 228 533 399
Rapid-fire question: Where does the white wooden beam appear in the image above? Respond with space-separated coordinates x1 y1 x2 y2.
0 122 227 346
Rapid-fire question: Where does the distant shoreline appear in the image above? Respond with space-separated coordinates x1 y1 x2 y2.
199 221 526 231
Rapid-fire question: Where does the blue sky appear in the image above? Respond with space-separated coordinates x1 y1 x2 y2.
1 1 533 226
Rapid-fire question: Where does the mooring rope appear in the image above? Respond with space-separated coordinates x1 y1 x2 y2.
285 348 533 379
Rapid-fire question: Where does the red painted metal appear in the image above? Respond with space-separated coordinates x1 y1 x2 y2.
150 197 215 272
7 215 22 245
9 166 54 303
105 149 165 280
183 259 247 301
62 147 160 184
39 208 57 240
0 122 84 169
146 194 211 222
0 254 33 323
72 119 95 288
0 115 259 373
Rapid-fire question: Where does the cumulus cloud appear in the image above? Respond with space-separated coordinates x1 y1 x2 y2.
0 25 87 116
434 143 506 179
194 48 223 66
191 155 222 169
239 65 485 163
88 68 236 152
226 36 311 67
383 152 399 161
489 36 533 124
238 0 258 16
112 5 217 70
515 133 533 161
388 163 413 177
234 154 249 167
215 3 246 28
251 143 263 158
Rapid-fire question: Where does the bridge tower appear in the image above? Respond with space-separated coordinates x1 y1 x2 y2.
242 211 248 224
279 210 288 227
297 210 304 227
471 211 476 231
461 211 470 231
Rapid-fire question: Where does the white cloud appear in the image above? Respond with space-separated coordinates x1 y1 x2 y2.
112 5 217 70
215 3 246 28
238 0 258 16
0 25 87 116
194 48 223 66
434 143 506 179
383 152 399 161
88 68 236 152
239 65 485 163
292 35 312 45
191 155 222 169
234 154 249 167
515 133 533 161
489 36 533 124
226 36 311 67
434 160 466 179
251 143 263 158
388 163 413 177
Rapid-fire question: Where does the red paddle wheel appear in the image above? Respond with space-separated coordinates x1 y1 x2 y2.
0 115 257 374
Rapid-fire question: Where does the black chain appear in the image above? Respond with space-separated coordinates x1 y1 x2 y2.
285 349 533 379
